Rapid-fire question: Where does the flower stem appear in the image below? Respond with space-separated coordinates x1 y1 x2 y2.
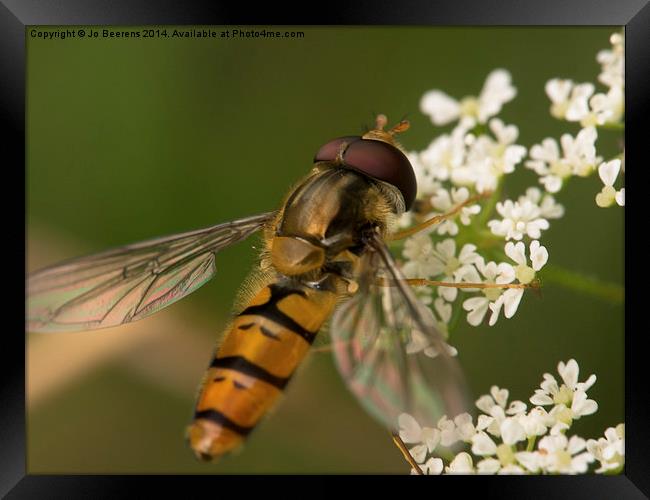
598 122 624 132
476 179 503 229
526 436 536 452
541 264 623 304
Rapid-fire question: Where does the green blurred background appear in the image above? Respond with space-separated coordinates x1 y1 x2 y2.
26 26 623 474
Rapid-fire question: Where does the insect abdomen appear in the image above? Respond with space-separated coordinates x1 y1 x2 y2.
187 281 337 460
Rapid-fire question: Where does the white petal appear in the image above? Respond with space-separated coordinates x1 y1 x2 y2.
503 288 524 318
558 359 579 389
477 415 494 430
422 457 444 475
505 241 526 265
421 427 441 453
490 386 509 408
571 390 598 417
530 392 554 406
420 90 461 126
545 78 573 103
398 413 423 443
409 444 428 464
598 159 621 186
506 400 527 415
498 464 525 475
446 452 474 474
476 394 496 414
615 188 625 206
501 418 526 445
515 451 542 472
540 175 563 193
463 297 489 326
529 241 549 271
471 432 498 456
488 296 504 326
477 458 501 474
576 374 597 392
567 435 587 454
496 263 516 284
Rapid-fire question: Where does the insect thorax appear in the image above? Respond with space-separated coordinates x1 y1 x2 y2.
269 166 396 287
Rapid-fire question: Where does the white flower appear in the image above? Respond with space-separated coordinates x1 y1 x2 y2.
406 326 458 359
397 413 441 454
419 122 470 187
487 198 550 241
411 457 444 475
474 386 526 440
525 127 601 193
516 406 554 438
597 32 624 89
520 187 565 220
448 118 526 194
420 69 516 126
462 259 515 326
561 127 601 177
595 159 625 207
476 458 501 474
437 415 460 448
505 240 547 284
454 412 477 442
430 187 480 235
587 423 624 473
471 431 497 456
514 451 543 473
537 434 595 474
545 79 595 123
445 452 475 474
487 240 547 325
500 418 527 445
530 359 598 424
498 464 525 475
401 233 438 279
428 239 482 302
590 85 624 125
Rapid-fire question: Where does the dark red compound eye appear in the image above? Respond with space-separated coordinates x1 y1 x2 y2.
313 135 417 211
313 136 362 162
343 139 417 211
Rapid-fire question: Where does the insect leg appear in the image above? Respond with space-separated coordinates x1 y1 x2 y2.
377 277 540 291
391 432 424 475
387 192 491 241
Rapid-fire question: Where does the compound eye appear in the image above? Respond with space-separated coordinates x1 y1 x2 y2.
313 136 362 163
343 139 417 210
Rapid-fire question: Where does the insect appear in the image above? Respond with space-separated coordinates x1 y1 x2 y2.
26 115 471 462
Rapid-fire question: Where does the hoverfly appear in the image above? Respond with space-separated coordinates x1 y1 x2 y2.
26 115 470 462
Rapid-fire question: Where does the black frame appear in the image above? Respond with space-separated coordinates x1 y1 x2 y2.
4 0 648 496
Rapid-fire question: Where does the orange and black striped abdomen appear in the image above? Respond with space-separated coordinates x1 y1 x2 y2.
188 282 337 460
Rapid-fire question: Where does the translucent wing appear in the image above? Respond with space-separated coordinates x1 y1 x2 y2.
330 233 469 432
27 212 274 333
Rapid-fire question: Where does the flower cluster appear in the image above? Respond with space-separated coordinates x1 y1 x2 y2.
397 359 624 475
532 31 624 207
395 31 623 341
398 72 554 330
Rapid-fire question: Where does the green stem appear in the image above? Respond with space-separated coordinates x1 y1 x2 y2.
541 264 624 304
597 122 624 132
476 179 503 229
434 447 456 463
526 436 536 452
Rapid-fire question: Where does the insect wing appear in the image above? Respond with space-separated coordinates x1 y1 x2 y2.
27 212 274 333
330 235 469 432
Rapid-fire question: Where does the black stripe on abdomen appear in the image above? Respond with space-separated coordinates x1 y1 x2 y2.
237 284 316 343
211 355 289 390
194 408 254 436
